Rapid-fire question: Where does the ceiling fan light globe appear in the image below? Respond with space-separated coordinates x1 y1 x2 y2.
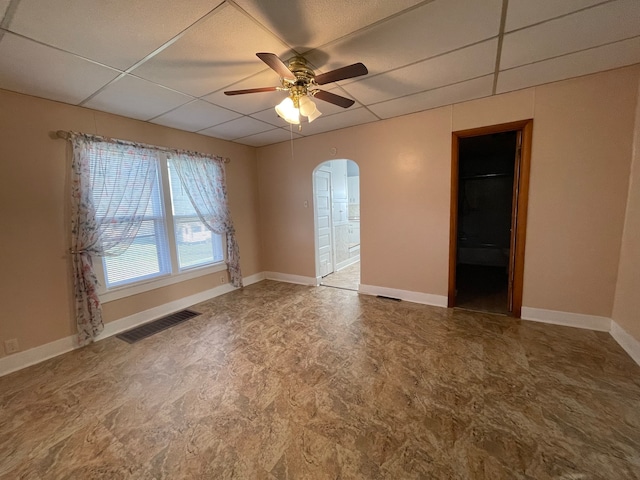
299 96 317 116
289 110 301 124
307 108 322 123
275 97 300 124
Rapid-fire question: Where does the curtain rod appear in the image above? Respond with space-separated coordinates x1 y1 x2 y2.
55 130 231 164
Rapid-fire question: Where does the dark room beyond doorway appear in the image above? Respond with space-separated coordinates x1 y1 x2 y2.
455 131 518 314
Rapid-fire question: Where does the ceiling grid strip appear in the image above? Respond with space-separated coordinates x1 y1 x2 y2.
492 0 509 95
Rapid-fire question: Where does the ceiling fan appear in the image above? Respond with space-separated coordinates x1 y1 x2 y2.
224 53 368 124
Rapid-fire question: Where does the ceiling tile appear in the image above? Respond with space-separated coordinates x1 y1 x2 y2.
505 0 607 32
199 116 274 140
232 0 423 51
250 107 290 127
83 75 192 121
304 0 502 75
0 0 9 18
6 0 218 70
132 3 290 97
233 128 301 147
203 69 287 115
0 32 119 104
296 107 378 137
369 75 493 119
342 39 497 105
151 100 242 132
497 36 640 94
501 0 640 70
1 0 636 141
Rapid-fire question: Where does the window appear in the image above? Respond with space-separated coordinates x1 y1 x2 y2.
90 144 225 296
100 158 170 288
168 161 224 270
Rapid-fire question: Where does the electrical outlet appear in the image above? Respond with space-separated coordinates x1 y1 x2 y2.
220 275 226 284
4 339 19 354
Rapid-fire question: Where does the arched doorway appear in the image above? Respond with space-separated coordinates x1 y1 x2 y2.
313 159 360 291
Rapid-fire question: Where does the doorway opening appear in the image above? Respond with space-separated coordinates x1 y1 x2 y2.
313 160 360 291
449 120 532 317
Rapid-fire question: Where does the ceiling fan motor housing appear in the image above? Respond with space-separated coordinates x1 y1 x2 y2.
283 57 317 104
287 57 315 85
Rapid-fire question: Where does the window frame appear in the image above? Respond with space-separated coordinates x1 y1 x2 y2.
166 159 225 272
93 153 227 304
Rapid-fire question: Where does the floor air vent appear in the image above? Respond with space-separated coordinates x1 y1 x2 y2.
116 309 200 344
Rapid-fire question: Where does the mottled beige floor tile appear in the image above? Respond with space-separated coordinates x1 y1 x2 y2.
35 422 144 479
321 261 360 291
0 463 43 480
270 424 342 479
2 280 640 479
0 390 92 476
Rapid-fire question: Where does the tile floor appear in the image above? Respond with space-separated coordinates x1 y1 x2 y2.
455 264 509 315
1 280 639 479
320 262 360 291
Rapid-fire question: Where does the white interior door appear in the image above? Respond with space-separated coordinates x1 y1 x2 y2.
314 169 334 277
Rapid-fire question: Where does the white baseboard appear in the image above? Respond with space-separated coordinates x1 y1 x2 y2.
0 335 77 378
610 321 640 366
358 284 448 308
264 271 318 286
99 271 265 340
0 272 265 377
520 307 611 331
335 256 360 272
4 274 638 377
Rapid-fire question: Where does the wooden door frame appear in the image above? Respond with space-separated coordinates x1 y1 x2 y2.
448 120 533 317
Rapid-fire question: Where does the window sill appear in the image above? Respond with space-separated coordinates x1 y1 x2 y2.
99 262 228 304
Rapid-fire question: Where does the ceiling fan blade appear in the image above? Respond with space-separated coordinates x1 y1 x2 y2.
315 63 368 85
224 86 279 96
313 90 355 108
256 52 295 81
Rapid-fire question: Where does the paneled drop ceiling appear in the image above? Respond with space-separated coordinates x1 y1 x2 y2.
1 0 639 147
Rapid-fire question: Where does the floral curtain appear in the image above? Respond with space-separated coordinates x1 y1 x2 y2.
70 134 159 345
170 153 243 287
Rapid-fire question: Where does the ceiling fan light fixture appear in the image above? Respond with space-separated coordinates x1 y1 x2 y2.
307 108 322 123
275 97 300 124
298 95 316 116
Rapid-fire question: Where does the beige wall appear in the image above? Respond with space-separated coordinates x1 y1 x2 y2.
258 107 454 296
524 67 638 316
2 65 640 360
257 66 640 318
0 90 261 357
613 79 640 341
